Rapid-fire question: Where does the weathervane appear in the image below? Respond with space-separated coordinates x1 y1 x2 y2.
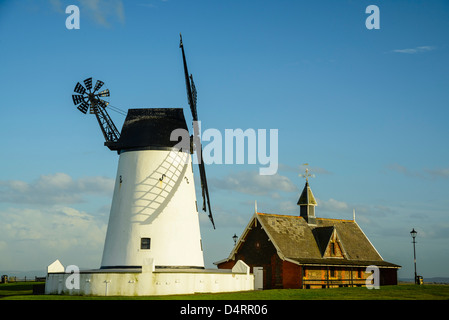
299 163 315 182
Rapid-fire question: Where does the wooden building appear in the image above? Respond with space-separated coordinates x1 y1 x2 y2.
215 180 400 289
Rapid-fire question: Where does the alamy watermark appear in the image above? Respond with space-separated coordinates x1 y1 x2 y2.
171 122 278 176
65 5 80 30
65 265 80 290
65 5 380 30
366 5 380 30
366 265 380 289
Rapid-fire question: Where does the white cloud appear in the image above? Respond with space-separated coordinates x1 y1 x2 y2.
392 46 436 54
386 163 449 179
0 206 104 243
278 200 298 214
0 206 107 270
425 168 449 179
48 0 64 13
0 173 114 205
0 172 114 270
318 198 349 212
78 0 125 27
210 170 298 197
386 163 409 175
138 0 169 8
279 163 332 175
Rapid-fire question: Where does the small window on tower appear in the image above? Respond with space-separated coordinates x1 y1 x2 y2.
141 238 151 250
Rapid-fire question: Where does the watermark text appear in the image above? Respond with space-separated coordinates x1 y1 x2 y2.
65 5 80 29
171 122 278 175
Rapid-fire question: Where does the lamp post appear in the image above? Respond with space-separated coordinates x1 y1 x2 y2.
232 233 238 246
410 228 418 284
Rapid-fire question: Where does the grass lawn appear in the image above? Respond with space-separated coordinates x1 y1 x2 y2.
1 282 449 300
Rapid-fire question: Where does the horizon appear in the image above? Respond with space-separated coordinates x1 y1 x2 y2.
0 0 448 280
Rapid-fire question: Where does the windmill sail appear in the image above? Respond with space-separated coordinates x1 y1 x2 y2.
72 78 120 143
180 34 215 229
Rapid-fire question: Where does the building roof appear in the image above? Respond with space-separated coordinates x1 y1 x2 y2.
217 212 400 268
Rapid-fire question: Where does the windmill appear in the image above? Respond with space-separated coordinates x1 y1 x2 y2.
70 38 215 270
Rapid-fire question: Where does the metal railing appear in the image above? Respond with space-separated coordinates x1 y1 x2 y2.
302 278 367 288
1 276 46 283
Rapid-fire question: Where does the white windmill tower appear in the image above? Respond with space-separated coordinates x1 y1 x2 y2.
71 35 215 270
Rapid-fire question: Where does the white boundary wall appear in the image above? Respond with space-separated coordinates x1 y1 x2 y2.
45 260 254 296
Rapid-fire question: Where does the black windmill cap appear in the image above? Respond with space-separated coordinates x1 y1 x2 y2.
107 108 189 151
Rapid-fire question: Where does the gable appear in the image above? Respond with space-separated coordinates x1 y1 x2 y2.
323 228 345 258
313 227 345 258
233 217 277 265
316 218 383 262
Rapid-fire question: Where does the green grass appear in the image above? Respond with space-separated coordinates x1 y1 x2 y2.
0 282 41 297
1 282 449 300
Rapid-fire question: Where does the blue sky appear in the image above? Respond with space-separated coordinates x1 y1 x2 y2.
0 0 448 279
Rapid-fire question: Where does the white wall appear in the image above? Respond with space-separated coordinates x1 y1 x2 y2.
45 261 254 296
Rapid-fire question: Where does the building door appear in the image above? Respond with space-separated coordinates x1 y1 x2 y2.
254 267 264 290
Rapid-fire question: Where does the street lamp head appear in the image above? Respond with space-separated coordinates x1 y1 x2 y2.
232 233 238 245
410 228 417 239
